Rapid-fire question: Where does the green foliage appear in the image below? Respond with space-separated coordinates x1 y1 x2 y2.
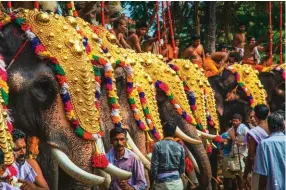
122 1 285 62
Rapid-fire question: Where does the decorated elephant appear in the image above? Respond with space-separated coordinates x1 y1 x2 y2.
208 64 269 130
0 9 222 189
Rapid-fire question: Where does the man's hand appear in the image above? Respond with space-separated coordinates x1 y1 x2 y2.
119 180 135 190
18 179 37 190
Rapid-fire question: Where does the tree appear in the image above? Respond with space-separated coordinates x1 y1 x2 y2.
204 2 216 53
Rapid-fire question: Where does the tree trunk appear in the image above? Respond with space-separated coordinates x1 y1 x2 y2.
194 2 200 35
204 2 216 53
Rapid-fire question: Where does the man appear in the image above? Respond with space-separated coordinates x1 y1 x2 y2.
233 23 246 57
254 112 285 190
227 114 249 190
106 127 147 190
142 28 168 54
110 18 131 49
182 34 205 68
210 44 229 70
203 50 219 77
12 129 49 190
161 35 174 60
242 32 269 65
243 104 269 189
150 121 185 190
174 37 180 57
127 5 157 53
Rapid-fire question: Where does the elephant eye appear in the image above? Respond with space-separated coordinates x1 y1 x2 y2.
32 76 59 110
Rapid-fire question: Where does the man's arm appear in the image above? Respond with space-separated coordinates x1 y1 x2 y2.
243 135 257 179
131 158 147 190
27 159 49 189
258 175 267 190
119 34 132 49
131 35 142 53
146 4 158 32
182 47 191 58
150 143 159 185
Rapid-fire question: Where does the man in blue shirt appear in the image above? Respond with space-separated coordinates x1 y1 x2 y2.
254 112 285 190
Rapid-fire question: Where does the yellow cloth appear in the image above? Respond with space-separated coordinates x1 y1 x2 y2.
204 57 219 77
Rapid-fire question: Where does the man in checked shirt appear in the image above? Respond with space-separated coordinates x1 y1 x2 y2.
150 120 185 190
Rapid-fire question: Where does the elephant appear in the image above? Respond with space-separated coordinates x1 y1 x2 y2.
258 66 285 112
0 10 215 189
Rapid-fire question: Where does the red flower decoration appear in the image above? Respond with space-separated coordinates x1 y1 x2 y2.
185 157 194 173
214 135 222 143
91 153 109 169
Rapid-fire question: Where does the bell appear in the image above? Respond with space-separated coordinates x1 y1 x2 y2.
67 16 77 27
184 64 190 70
36 12 50 23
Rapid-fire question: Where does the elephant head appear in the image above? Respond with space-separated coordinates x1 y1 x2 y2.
0 10 131 190
258 65 285 111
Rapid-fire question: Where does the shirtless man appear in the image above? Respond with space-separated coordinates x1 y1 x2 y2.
211 44 229 69
110 18 131 49
142 28 168 54
242 32 269 65
127 4 157 53
182 34 205 68
233 23 246 57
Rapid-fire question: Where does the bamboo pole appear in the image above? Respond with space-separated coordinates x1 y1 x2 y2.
101 1 105 26
6 1 12 14
34 1 39 10
269 1 273 65
166 1 177 58
156 2 162 54
280 2 283 64
162 2 166 30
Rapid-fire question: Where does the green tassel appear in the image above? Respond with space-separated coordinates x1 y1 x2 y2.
115 60 121 65
92 55 99 61
75 127 84 137
51 64 65 75
238 82 244 87
168 94 174 100
15 18 25 25
143 107 150 114
128 98 135 104
1 89 8 105
196 124 203 131
93 66 101 76
108 97 116 104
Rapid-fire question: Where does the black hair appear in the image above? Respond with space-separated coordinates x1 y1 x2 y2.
218 43 227 51
254 104 269 120
136 21 147 29
0 148 4 165
276 110 285 120
163 120 177 137
232 114 242 121
247 36 255 42
229 52 242 62
205 49 211 54
191 34 200 41
110 127 127 139
267 112 285 133
12 129 26 142
113 18 125 29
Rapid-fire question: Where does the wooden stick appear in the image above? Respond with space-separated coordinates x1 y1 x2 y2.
269 1 273 65
280 2 283 64
34 1 39 10
166 1 177 58
6 1 12 14
101 1 105 26
162 2 166 30
156 2 162 54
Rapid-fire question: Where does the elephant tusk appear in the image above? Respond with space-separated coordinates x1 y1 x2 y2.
94 169 111 189
146 153 152 161
103 164 132 180
51 148 105 186
126 132 151 170
176 127 202 144
186 148 200 174
196 130 217 140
